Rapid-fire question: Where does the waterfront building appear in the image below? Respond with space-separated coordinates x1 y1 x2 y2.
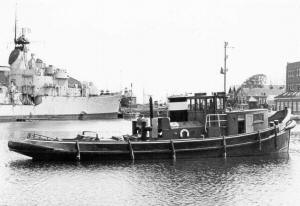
275 61 300 114
228 85 285 109
286 61 300 91
0 67 10 86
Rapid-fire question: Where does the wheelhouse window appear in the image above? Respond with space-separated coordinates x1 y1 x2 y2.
297 102 300 112
253 113 264 123
293 102 297 112
169 97 187 102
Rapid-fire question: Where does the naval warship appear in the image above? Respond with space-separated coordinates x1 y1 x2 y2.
0 25 120 121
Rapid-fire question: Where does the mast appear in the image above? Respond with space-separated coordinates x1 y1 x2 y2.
220 42 230 110
224 41 228 95
14 2 18 45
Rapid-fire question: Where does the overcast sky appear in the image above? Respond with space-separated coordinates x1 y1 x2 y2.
0 0 300 103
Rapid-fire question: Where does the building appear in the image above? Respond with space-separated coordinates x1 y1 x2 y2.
286 61 300 91
0 67 10 86
229 85 285 109
275 61 300 114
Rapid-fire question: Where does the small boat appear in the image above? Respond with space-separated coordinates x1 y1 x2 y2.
8 93 296 161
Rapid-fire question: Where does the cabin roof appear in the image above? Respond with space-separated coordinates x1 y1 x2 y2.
169 92 225 100
226 108 268 114
0 67 10 72
248 96 258 102
187 94 226 99
168 94 193 99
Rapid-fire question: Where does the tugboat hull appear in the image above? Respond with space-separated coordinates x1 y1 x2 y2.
8 126 293 161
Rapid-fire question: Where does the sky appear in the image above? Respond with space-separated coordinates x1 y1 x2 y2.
1 0 300 103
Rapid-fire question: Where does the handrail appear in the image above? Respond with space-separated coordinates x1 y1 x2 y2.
205 113 228 132
207 114 227 116
207 120 227 122
27 133 58 141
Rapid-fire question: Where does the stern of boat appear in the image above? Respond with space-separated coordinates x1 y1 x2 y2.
8 139 76 160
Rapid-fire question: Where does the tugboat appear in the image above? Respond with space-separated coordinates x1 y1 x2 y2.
8 92 296 161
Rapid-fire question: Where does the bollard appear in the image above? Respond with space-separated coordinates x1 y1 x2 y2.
274 125 278 149
132 120 137 135
141 121 147 140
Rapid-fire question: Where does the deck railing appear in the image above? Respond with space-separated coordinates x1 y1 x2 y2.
27 133 58 141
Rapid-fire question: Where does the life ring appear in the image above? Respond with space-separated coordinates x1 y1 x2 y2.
180 129 190 138
79 111 87 120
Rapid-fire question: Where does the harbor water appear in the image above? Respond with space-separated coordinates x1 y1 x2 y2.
1 120 300 205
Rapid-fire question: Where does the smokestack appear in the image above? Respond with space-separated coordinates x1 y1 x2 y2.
149 96 153 126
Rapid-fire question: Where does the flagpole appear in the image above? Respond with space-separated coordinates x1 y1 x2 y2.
224 41 228 95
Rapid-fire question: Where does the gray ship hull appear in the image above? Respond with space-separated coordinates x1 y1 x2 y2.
0 95 121 121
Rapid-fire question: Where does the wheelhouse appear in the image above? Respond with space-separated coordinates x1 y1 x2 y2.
152 92 270 139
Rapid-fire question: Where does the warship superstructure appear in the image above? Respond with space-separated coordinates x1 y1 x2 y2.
0 26 120 121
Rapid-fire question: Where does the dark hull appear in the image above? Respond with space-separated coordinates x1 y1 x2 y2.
8 126 292 161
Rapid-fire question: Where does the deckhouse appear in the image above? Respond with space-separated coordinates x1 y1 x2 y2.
152 92 270 139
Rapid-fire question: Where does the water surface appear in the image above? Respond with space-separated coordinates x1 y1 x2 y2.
1 120 300 205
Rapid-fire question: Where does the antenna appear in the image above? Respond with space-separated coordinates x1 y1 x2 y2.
14 2 18 45
220 41 234 95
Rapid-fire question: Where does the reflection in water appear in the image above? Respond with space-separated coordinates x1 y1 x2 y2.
1 120 300 205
